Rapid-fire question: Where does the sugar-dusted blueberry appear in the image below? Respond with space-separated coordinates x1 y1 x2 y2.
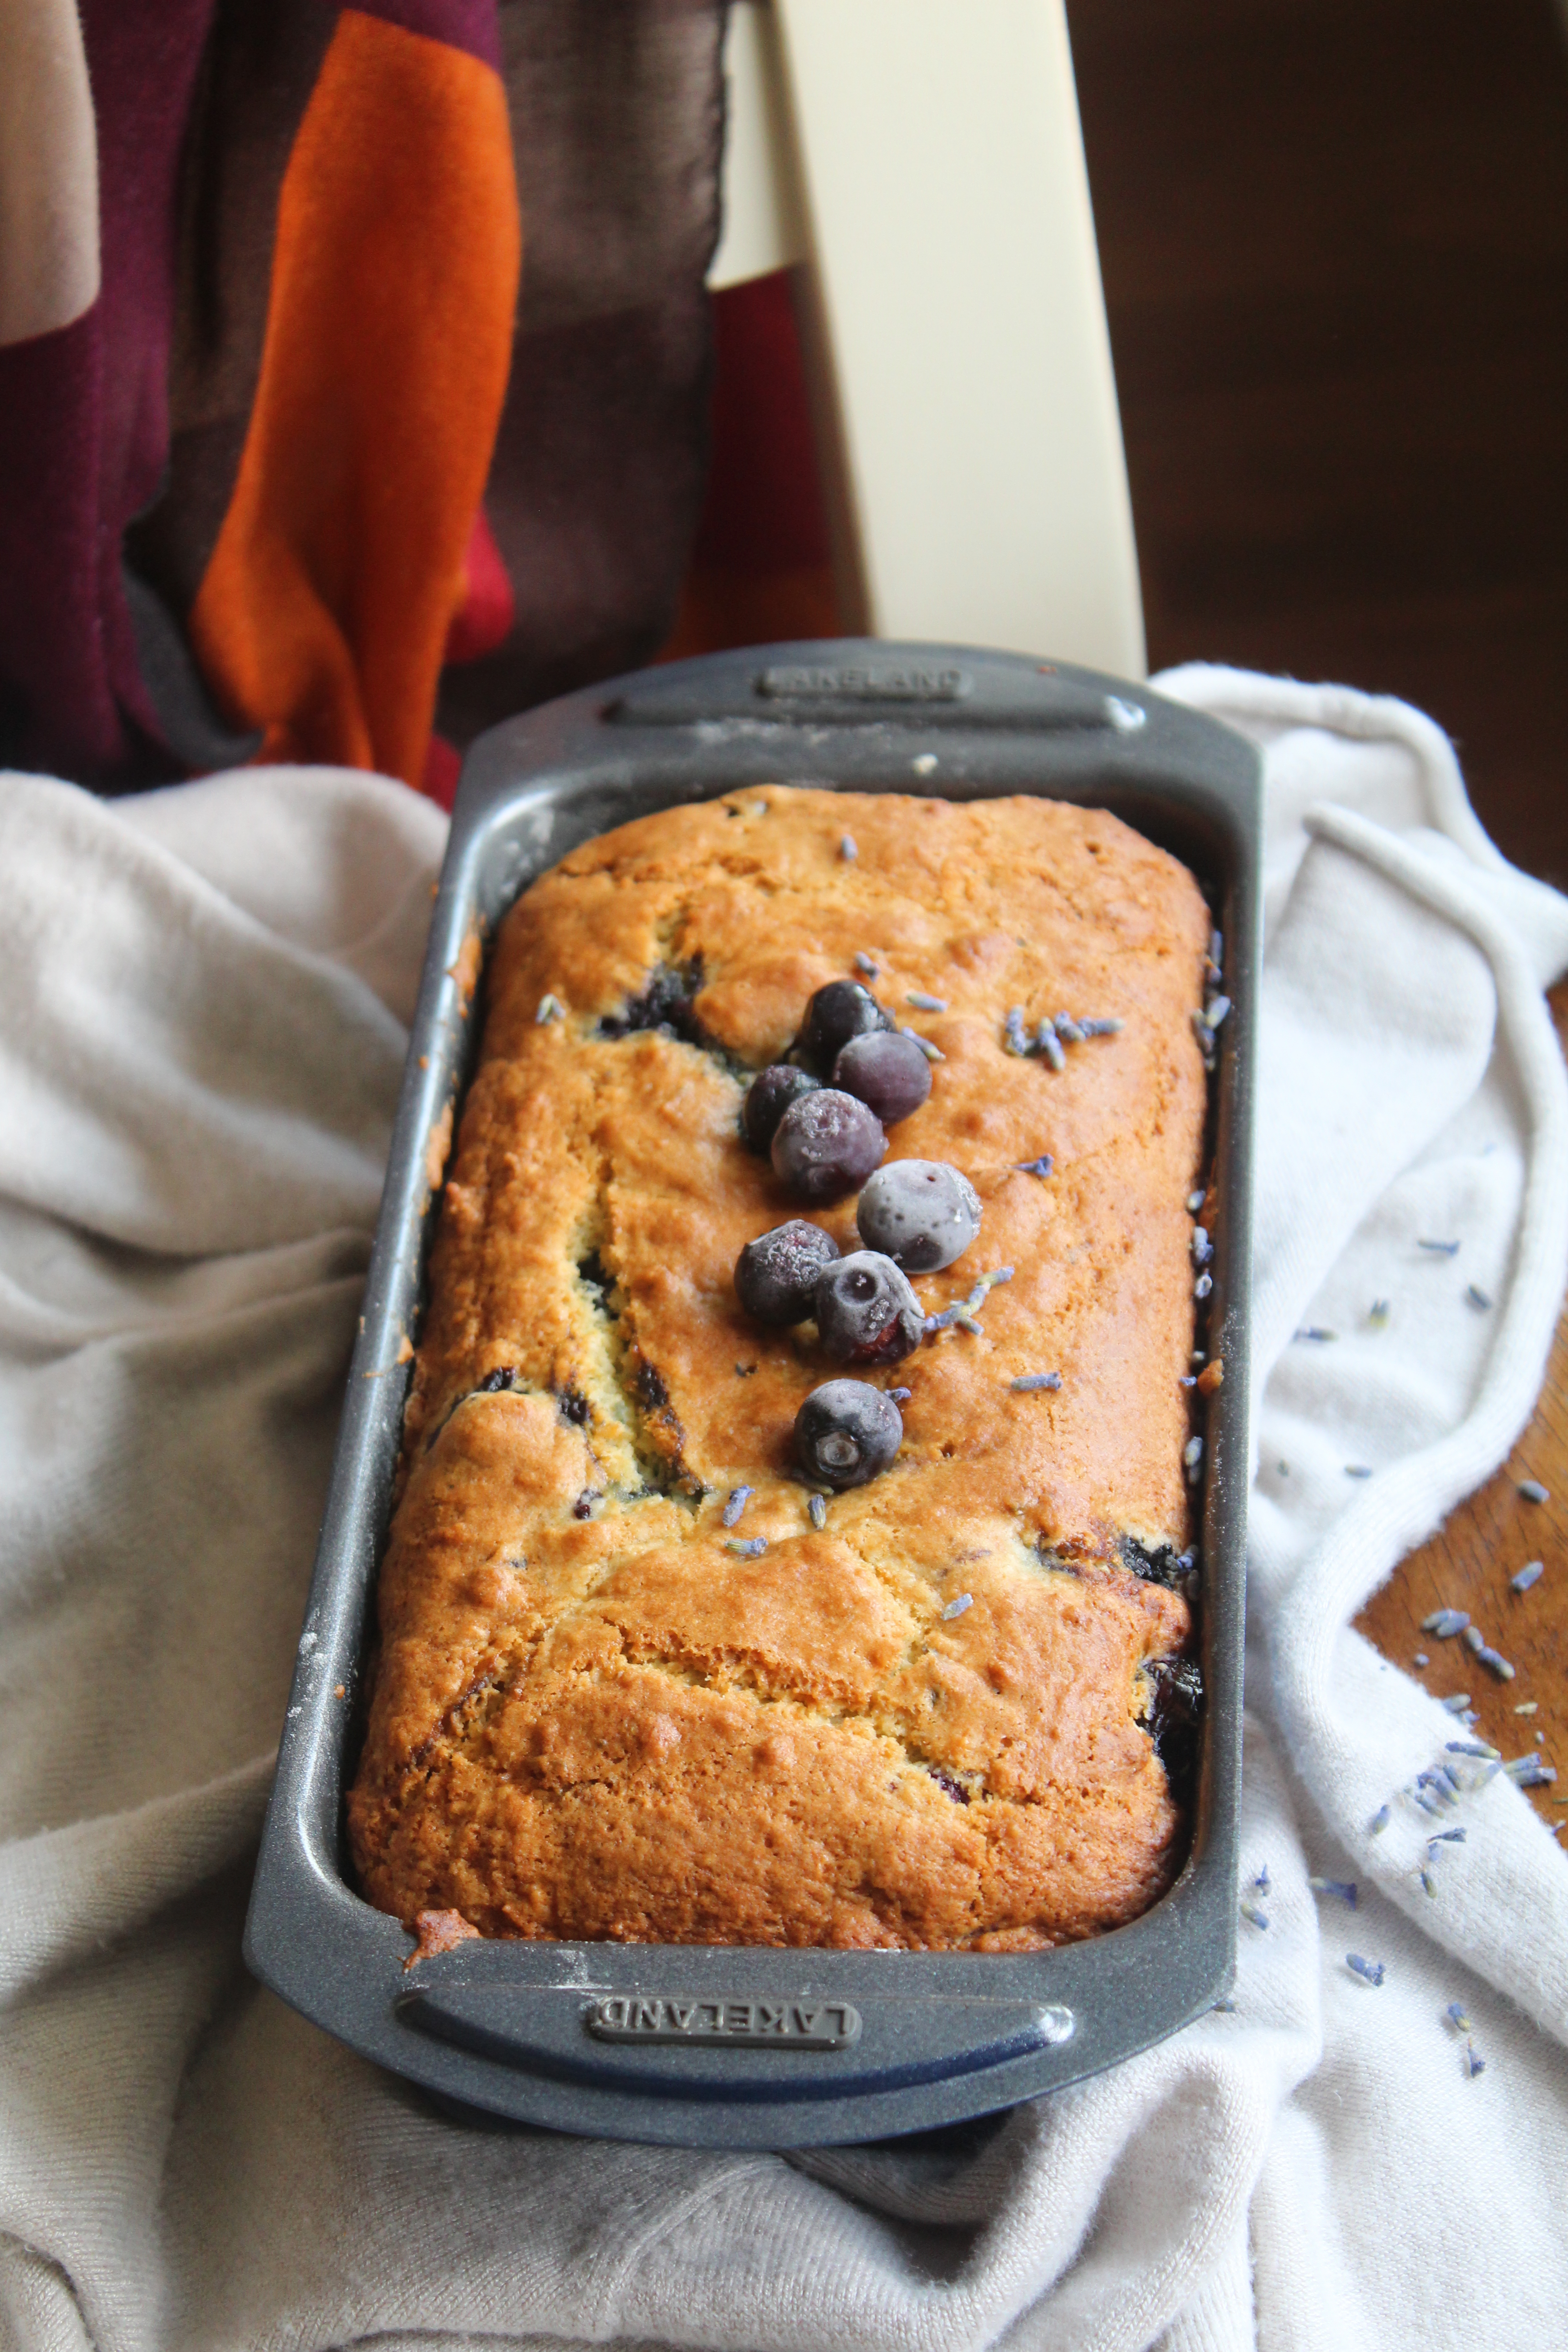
742 1063 821 1152
856 1159 981 1272
814 1251 923 1365
735 1220 840 1324
831 1028 932 1125
771 1088 885 1202
796 979 894 1076
794 1379 903 1490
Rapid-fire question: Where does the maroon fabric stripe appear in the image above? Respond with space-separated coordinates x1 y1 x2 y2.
0 0 216 781
0 311 126 772
343 0 503 73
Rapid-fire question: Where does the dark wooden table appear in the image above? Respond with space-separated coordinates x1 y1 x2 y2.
1356 984 1568 1825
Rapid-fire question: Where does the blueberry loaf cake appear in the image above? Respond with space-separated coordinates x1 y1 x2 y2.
348 787 1215 1950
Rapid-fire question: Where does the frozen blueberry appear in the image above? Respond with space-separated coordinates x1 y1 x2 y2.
742 1063 821 1152
771 1088 885 1202
735 1220 840 1324
795 980 895 1076
814 1251 923 1365
831 1029 932 1125
794 1379 903 1490
856 1160 981 1272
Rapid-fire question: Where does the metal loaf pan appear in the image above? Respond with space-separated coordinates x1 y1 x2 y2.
245 641 1261 2151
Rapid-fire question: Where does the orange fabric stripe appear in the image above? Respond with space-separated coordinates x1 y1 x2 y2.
190 11 520 787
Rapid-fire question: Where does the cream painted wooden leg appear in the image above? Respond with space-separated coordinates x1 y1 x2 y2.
710 0 1146 677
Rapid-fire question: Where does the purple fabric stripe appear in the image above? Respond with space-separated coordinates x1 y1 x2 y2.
342 0 503 73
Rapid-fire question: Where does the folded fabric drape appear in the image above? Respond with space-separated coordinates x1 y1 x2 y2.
0 0 724 797
1 672 1565 2350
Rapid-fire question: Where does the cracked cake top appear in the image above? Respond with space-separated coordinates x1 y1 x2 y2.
348 785 1212 1950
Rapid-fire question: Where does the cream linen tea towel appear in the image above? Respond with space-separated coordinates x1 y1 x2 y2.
0 679 1566 2352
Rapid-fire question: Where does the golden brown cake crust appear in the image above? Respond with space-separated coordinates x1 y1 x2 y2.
348 787 1212 1949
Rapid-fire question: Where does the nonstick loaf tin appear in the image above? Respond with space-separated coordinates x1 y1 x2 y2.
244 640 1261 2151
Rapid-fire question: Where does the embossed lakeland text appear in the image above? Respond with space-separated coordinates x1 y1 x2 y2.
757 664 971 705
586 1995 862 2049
